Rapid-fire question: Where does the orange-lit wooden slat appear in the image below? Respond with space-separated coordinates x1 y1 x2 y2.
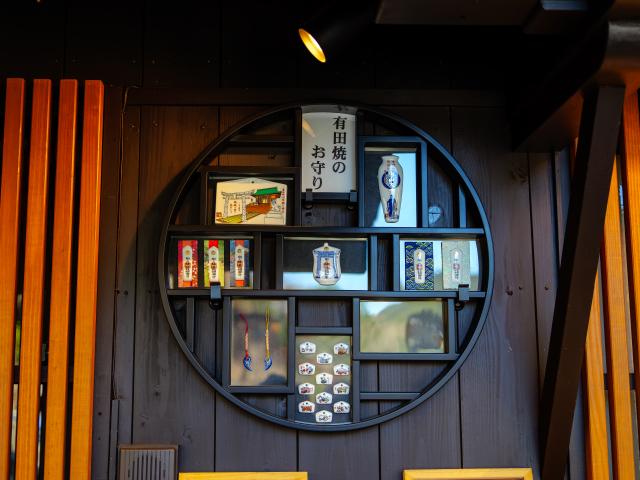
583 274 610 480
69 80 104 480
43 80 79 480
600 158 635 479
14 79 53 480
621 91 640 433
0 78 26 480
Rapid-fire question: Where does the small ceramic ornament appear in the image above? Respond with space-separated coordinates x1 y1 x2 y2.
299 363 315 375
315 410 333 423
333 383 350 395
333 342 349 355
312 242 341 286
316 373 333 385
333 401 350 414
316 392 332 404
378 154 403 223
317 352 333 364
299 341 316 354
298 401 315 413
334 364 350 376
298 383 315 395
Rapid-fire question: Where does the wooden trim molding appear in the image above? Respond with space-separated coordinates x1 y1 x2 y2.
179 474 308 480
403 468 533 480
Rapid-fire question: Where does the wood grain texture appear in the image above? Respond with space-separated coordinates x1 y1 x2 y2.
69 80 105 480
403 468 533 480
600 159 635 480
583 273 610 480
620 91 640 444
43 79 78 480
452 107 539 473
0 77 25 480
15 78 52 480
180 474 307 480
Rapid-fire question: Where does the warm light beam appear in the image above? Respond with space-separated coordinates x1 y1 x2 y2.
298 28 326 63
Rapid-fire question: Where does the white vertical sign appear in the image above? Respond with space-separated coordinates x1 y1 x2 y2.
301 110 356 193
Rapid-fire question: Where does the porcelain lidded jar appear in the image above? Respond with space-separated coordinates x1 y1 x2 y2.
378 154 403 223
312 242 341 286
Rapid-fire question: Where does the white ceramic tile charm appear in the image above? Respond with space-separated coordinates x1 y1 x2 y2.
316 372 333 385
299 341 316 354
333 383 350 395
334 363 350 376
333 401 350 414
315 410 333 423
299 363 315 375
298 401 315 413
298 383 315 395
317 352 333 364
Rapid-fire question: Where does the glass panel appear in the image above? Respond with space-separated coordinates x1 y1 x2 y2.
363 146 418 228
230 299 288 387
295 335 352 424
360 300 447 354
282 237 368 290
400 239 481 291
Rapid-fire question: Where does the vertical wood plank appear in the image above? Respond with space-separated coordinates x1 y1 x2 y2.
69 80 105 480
583 273 610 480
621 91 640 439
0 77 25 480
15 78 52 480
43 79 78 480
600 159 635 480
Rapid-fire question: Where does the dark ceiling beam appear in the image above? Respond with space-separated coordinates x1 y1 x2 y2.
511 16 640 151
539 85 625 480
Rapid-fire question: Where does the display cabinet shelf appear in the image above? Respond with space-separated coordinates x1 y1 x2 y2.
166 289 487 298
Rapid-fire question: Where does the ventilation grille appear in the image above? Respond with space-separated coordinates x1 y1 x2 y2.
118 445 178 480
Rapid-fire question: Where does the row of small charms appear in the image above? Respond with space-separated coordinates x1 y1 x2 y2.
299 382 349 395
299 401 351 418
300 341 349 355
299 364 350 377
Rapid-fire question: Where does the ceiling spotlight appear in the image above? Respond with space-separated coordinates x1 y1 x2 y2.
298 0 376 63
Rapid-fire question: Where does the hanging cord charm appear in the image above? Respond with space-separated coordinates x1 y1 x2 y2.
241 314 252 371
264 305 272 371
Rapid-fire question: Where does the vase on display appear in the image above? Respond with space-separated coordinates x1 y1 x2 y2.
378 154 403 223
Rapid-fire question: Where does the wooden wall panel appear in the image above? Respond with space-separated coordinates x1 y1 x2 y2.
0 78 25 480
69 80 105 480
583 274 610 480
453 107 539 473
600 159 635 480
15 79 52 480
132 106 218 471
44 79 78 480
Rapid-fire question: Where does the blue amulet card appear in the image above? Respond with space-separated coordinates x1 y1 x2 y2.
404 241 434 290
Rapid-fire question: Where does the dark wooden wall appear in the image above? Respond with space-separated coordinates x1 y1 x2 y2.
0 3 579 480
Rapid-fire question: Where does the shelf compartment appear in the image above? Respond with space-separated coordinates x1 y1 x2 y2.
166 289 487 298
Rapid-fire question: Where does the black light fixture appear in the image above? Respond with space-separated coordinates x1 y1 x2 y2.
298 0 377 63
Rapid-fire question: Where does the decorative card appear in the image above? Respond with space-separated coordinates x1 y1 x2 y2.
442 240 471 289
215 177 287 225
403 240 434 291
229 239 250 288
203 239 224 287
177 240 198 288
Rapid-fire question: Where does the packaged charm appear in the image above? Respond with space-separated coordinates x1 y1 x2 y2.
333 401 350 414
230 239 250 287
299 363 315 375
316 373 333 385
316 392 332 404
333 342 349 355
178 240 198 288
378 154 403 223
298 383 315 395
315 410 333 423
298 401 315 413
312 242 341 286
203 239 224 287
334 364 350 376
317 352 333 364
299 341 316 354
333 383 350 395
442 240 471 289
404 241 434 291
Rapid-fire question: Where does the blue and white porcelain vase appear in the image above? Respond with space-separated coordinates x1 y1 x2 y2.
378 155 403 223
312 242 341 286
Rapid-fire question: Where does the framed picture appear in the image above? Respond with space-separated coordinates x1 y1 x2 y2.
180 473 308 480
403 468 533 480
224 298 294 393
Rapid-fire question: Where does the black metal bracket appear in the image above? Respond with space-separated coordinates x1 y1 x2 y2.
208 283 222 310
302 188 358 209
303 188 314 209
347 189 357 210
455 284 470 311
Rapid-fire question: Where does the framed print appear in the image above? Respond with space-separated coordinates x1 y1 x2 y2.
215 177 287 225
179 473 308 480
227 299 291 391
403 468 533 480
